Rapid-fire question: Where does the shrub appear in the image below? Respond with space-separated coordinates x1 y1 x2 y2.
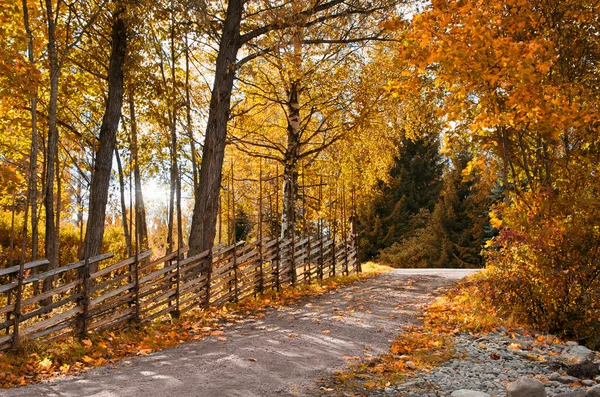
486 188 600 349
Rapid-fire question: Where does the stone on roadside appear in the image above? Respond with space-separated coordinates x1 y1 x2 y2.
558 375 581 384
563 345 595 363
582 380 595 386
548 372 561 380
506 377 547 397
450 390 491 397
588 384 600 397
554 392 586 397
553 392 586 397
567 360 600 379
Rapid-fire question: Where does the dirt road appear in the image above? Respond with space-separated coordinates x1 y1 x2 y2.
1 269 478 397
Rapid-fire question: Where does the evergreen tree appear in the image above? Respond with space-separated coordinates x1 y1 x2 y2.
358 132 444 261
379 152 493 268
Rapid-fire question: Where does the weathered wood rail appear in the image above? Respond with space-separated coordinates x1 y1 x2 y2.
0 232 358 350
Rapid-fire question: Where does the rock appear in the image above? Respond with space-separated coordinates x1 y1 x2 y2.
507 377 547 397
588 385 600 397
558 375 581 384
554 392 586 397
549 372 561 381
567 360 600 379
583 380 595 386
450 390 491 397
564 346 595 363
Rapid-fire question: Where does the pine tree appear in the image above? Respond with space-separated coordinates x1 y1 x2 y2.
358 132 443 261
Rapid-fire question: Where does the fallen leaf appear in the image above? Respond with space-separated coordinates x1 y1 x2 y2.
490 353 501 360
343 356 360 361
210 330 224 336
82 339 92 347
217 337 227 341
322 330 331 334
248 358 257 362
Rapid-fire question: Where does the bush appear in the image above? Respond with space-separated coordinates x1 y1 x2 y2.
486 188 600 349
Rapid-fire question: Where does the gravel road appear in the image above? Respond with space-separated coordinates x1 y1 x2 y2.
1 269 478 397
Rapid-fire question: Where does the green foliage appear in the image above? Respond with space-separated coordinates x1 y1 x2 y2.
358 132 443 261
369 148 492 268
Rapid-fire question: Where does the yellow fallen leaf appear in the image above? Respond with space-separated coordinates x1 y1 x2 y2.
38 357 53 371
322 330 331 334
217 337 227 341
248 357 257 362
82 339 92 347
82 355 94 363
210 330 224 336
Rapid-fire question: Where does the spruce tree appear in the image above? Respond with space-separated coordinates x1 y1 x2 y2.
358 132 443 261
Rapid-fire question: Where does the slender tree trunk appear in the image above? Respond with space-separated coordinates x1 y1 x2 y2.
43 0 59 285
499 127 511 205
115 148 132 255
22 0 39 262
166 19 178 254
281 81 301 240
129 95 148 248
84 7 127 269
188 0 243 257
185 35 198 193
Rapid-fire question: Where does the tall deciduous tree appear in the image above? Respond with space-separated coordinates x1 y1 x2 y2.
84 3 127 266
189 0 397 257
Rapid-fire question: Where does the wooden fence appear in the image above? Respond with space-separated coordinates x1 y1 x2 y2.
0 232 358 351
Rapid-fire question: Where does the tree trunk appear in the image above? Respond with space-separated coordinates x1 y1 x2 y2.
185 35 198 193
281 81 301 240
43 0 59 286
129 95 148 249
188 0 243 257
84 7 127 269
115 148 132 255
22 0 39 263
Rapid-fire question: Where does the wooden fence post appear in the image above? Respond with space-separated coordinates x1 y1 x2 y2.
79 248 91 338
133 250 140 324
290 222 296 286
257 159 264 293
173 247 181 318
275 237 281 292
12 265 25 348
342 186 349 277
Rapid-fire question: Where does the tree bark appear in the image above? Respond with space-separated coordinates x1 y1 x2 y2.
84 7 127 268
115 148 132 255
22 0 39 263
43 0 59 285
185 35 198 193
281 81 301 239
188 0 243 257
129 95 148 249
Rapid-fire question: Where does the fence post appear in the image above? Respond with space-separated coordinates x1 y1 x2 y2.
305 236 311 284
318 219 324 280
257 160 264 293
275 237 281 292
133 250 140 324
12 266 25 348
351 213 360 274
79 249 91 338
173 247 181 318
290 223 296 286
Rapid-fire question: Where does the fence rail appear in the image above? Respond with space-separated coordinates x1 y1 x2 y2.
0 232 358 350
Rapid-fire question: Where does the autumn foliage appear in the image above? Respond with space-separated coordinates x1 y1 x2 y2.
393 0 600 348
